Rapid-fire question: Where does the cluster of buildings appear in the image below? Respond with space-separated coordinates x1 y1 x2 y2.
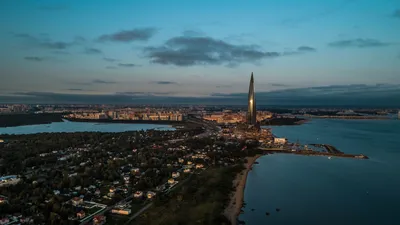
65 110 184 121
0 175 21 187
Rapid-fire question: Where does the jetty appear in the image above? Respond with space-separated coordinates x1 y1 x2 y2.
259 144 368 159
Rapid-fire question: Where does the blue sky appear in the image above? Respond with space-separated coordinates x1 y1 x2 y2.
1 0 400 105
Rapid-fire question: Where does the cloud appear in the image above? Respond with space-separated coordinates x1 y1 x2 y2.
24 56 44 62
66 88 84 91
4 83 400 107
92 79 116 84
98 28 157 42
297 46 316 52
84 48 102 54
269 83 290 87
143 36 280 67
105 66 117 69
118 63 136 67
328 38 392 48
14 33 77 50
150 81 178 85
116 91 175 96
393 9 400 18
103 57 118 62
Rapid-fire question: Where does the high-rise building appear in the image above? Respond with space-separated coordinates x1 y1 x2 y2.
247 72 256 125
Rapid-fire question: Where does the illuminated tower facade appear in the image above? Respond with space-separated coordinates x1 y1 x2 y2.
247 72 256 125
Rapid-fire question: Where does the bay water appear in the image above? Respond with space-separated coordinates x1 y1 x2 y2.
240 118 400 225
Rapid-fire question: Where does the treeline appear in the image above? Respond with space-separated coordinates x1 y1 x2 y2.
137 166 245 225
261 117 305 126
0 113 64 127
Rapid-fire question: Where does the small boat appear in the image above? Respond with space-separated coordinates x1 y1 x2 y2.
328 157 332 160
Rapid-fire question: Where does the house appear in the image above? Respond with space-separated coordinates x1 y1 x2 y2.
274 137 287 145
195 164 204 169
183 168 191 173
71 197 83 206
168 178 175 184
172 172 180 178
133 191 143 198
77 211 85 219
147 191 156 199
0 218 10 225
109 187 116 193
93 215 106 225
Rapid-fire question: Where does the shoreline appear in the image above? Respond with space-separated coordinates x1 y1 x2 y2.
224 154 263 225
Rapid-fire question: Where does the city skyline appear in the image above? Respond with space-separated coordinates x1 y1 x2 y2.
1 0 400 106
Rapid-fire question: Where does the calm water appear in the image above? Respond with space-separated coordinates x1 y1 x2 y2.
0 120 175 135
241 119 400 225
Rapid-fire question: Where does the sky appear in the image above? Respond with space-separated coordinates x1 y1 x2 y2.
1 0 400 106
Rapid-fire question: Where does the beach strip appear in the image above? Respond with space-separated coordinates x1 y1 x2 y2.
224 154 262 225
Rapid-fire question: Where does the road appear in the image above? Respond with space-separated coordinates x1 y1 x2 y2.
123 202 154 225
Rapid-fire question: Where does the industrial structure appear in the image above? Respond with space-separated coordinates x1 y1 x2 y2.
247 72 257 125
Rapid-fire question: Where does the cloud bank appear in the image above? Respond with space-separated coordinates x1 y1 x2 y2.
328 38 392 48
2 84 400 107
98 28 157 42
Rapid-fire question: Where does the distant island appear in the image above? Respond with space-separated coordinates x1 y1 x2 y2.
260 117 307 126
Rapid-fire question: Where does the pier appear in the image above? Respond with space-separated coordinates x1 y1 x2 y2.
259 144 368 159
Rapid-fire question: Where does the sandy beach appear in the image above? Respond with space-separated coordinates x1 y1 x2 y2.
224 154 262 225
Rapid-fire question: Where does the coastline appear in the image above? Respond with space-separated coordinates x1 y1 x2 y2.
224 154 263 225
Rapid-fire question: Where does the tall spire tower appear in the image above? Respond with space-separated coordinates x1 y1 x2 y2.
247 72 256 125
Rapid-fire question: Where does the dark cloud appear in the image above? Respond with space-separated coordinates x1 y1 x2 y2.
92 79 116 84
118 63 136 67
150 81 178 85
4 84 400 107
216 85 232 88
67 81 92 86
14 33 77 50
38 4 69 11
143 36 280 67
269 83 290 87
393 9 400 18
328 38 391 48
297 46 316 52
84 48 102 54
103 57 118 62
98 28 157 42
66 88 84 91
105 66 117 69
116 91 175 96
24 56 44 62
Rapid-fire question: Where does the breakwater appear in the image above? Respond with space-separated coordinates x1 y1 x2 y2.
259 147 368 159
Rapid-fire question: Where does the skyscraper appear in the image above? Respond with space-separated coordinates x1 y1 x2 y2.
247 72 256 125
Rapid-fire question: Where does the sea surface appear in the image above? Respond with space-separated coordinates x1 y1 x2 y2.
240 118 400 225
0 120 175 135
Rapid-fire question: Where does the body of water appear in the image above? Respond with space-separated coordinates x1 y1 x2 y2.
0 120 175 135
240 118 400 225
